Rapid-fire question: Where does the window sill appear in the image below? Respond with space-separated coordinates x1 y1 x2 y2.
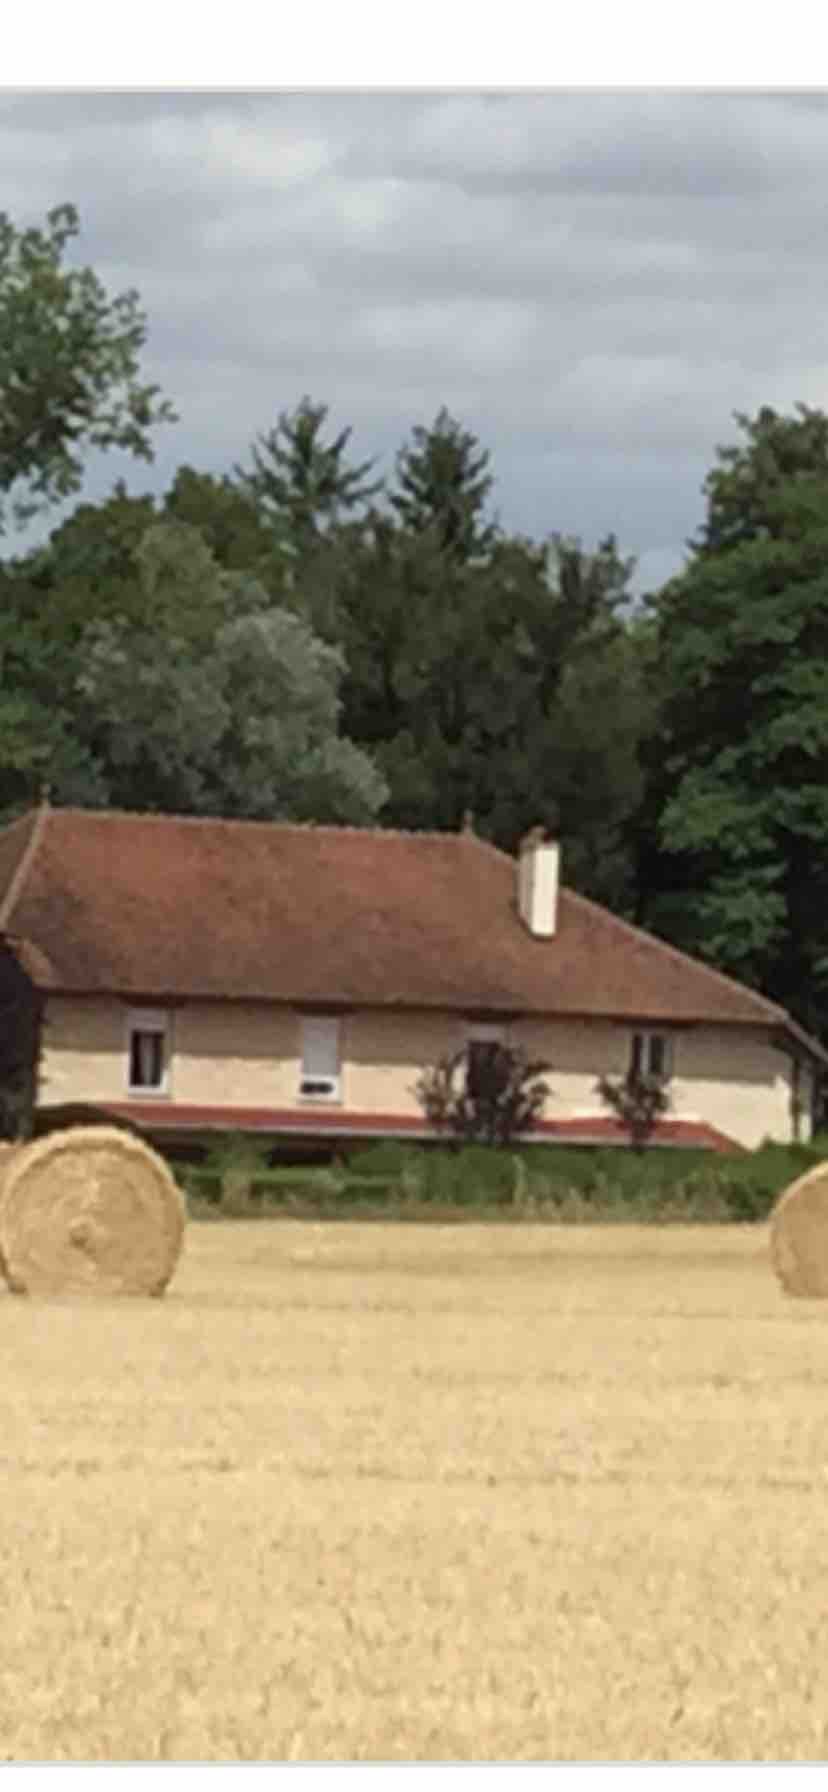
126 1087 172 1100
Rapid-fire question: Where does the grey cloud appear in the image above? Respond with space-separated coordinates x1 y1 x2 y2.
343 91 828 200
5 90 828 590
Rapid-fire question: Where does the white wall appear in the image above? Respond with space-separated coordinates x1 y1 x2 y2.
38 997 802 1149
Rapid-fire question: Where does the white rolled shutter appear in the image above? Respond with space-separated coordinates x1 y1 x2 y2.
300 1017 340 1098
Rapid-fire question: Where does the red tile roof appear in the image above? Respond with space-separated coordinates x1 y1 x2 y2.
0 804 822 1059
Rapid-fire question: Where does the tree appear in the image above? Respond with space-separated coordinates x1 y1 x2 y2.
523 625 651 915
643 406 828 1038
415 1043 551 1147
73 524 388 824
335 512 644 906
0 204 175 530
696 403 828 556
24 482 158 605
0 581 108 818
595 1069 670 1153
235 396 381 549
197 607 389 823
8 474 284 655
163 466 287 598
390 407 496 560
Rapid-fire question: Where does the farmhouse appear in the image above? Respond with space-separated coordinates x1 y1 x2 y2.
0 801 824 1154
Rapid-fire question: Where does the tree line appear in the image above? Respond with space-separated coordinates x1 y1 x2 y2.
4 204 828 1050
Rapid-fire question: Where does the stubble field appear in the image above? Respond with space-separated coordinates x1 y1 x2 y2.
2 1218 828 1761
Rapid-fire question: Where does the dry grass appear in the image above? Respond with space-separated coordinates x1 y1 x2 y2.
2 1220 828 1761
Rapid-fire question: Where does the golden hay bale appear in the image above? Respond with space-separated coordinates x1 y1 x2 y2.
769 1162 828 1298
0 1126 185 1298
0 1140 22 1205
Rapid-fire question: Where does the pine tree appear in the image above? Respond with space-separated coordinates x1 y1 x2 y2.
235 397 381 548
390 407 496 560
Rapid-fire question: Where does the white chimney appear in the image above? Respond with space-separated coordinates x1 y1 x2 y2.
518 827 560 938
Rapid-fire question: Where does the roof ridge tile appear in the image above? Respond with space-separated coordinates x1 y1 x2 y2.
47 804 485 846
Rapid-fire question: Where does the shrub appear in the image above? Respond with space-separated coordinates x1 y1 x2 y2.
178 1131 828 1224
415 1043 551 1147
200 1132 271 1207
344 1141 424 1182
418 1145 520 1206
595 1069 671 1151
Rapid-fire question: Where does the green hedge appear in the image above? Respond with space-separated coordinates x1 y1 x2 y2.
177 1135 828 1222
513 1139 828 1222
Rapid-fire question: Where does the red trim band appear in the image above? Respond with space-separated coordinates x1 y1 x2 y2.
58 1101 741 1153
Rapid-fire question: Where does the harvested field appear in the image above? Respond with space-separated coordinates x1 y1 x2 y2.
2 1220 828 1761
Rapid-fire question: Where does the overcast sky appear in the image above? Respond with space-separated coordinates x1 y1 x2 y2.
5 88 828 592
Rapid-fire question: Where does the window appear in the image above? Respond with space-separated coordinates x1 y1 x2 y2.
127 1009 169 1094
630 1031 673 1082
467 1040 503 1099
300 1016 340 1101
466 1024 504 1099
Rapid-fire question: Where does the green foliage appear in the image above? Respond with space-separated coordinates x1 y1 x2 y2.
418 1145 519 1205
235 396 380 550
163 466 285 592
0 517 388 825
0 596 108 816
0 370 648 910
520 1138 827 1222
644 405 828 1037
0 204 175 530
415 1043 551 1147
390 406 495 561
201 1132 271 1178
342 1140 423 1181
197 606 388 823
696 403 828 556
179 1136 828 1225
335 510 643 900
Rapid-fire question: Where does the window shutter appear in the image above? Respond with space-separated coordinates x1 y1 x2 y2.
303 1018 339 1078
300 1017 340 1097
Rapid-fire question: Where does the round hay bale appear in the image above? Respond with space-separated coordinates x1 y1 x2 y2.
770 1162 828 1297
0 1141 22 1218
0 1125 185 1297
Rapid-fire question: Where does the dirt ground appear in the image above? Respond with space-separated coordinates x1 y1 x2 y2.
1 1220 827 1761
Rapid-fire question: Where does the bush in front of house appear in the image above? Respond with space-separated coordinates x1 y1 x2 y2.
415 1043 551 1147
595 1068 671 1152
177 1132 828 1222
417 1144 519 1206
516 1138 827 1223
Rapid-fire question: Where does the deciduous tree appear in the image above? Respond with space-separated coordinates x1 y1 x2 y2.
0 204 175 530
644 406 828 1037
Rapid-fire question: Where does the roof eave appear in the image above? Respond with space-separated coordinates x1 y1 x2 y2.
29 979 828 1061
773 1015 828 1070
